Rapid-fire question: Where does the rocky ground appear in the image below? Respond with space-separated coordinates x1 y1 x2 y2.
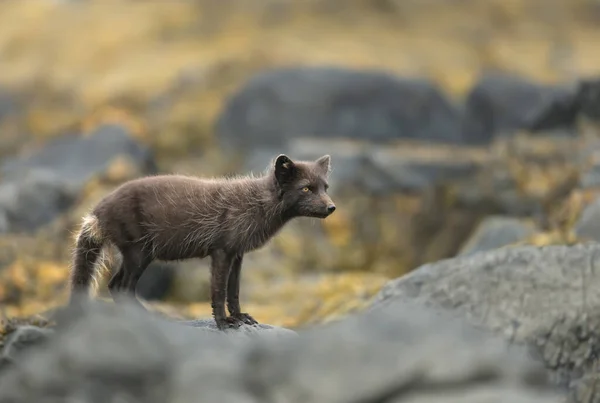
2 0 600 401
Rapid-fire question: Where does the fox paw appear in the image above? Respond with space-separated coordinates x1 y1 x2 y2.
231 312 259 326
215 316 242 331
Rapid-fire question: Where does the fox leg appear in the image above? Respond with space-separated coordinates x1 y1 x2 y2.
211 250 239 330
227 253 258 326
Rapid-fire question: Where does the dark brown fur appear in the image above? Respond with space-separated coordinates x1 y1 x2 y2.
68 154 335 330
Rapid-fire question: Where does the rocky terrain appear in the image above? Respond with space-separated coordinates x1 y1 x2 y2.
2 0 600 401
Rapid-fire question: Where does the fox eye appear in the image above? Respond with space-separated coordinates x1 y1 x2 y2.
301 187 310 193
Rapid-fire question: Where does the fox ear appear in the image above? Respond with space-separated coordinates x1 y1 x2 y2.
315 154 331 176
274 154 296 185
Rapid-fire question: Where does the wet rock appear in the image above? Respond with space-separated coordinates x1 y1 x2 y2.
463 72 573 144
373 243 600 399
215 66 465 154
0 297 563 403
0 123 156 234
458 216 537 256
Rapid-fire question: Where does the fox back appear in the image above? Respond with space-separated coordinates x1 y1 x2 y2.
90 154 335 261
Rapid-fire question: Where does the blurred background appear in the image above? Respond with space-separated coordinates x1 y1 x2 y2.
0 0 599 329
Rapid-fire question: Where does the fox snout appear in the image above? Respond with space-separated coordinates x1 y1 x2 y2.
321 195 336 217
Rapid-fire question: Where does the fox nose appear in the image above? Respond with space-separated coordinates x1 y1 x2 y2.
327 204 336 214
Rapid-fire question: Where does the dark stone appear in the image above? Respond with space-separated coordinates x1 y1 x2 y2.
458 216 537 256
0 298 563 403
527 77 600 132
136 262 176 301
373 243 600 401
215 66 465 154
0 123 157 234
463 72 573 144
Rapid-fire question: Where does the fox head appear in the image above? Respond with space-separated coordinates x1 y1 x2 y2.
273 154 336 219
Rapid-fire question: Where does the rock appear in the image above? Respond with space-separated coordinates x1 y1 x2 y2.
2 123 156 191
577 78 600 122
136 262 176 301
0 87 18 125
0 123 157 234
181 318 298 338
215 66 465 154
458 216 537 256
462 72 573 144
373 243 600 400
285 138 486 194
0 298 564 403
1 325 54 361
0 169 76 234
574 197 600 242
527 77 600 132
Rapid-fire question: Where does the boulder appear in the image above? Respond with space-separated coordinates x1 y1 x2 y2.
458 216 537 256
527 77 600 133
0 169 76 234
574 196 600 242
1 325 54 361
373 243 600 400
0 297 564 403
0 123 157 234
462 72 573 144
215 66 465 154
284 137 486 194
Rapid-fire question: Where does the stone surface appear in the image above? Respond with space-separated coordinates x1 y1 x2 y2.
215 66 465 154
0 123 156 234
574 197 600 242
462 72 573 144
1 123 156 191
1 325 54 361
527 77 600 132
285 138 487 194
181 317 298 338
373 243 600 400
0 169 76 234
458 216 537 256
0 298 564 403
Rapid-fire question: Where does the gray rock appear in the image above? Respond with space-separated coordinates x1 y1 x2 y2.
528 77 600 132
2 123 156 192
181 317 298 339
0 87 18 124
0 297 564 403
215 66 465 154
283 137 484 195
1 325 54 360
458 216 537 256
0 168 76 233
574 197 600 242
463 72 574 144
0 123 157 234
373 243 600 400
